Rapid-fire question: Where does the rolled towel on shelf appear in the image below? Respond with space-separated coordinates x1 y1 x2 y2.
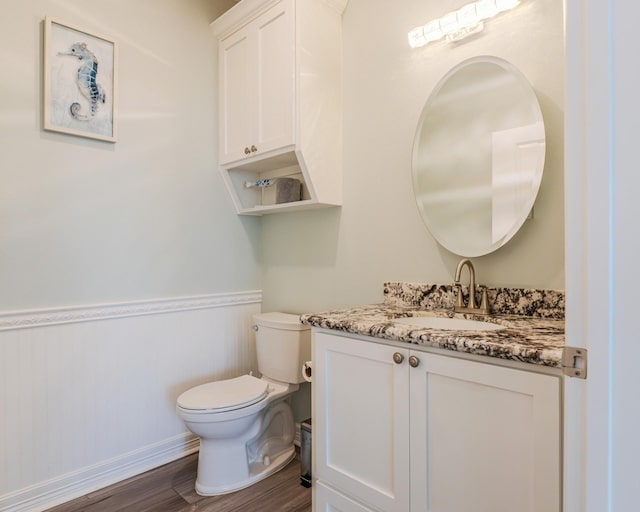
244 178 275 188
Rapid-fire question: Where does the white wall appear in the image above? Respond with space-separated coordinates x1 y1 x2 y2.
0 0 257 311
0 1 263 509
261 0 565 314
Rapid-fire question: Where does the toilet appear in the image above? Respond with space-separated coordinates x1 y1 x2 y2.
176 312 311 496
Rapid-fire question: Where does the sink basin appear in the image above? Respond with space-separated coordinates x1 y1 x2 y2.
394 316 505 331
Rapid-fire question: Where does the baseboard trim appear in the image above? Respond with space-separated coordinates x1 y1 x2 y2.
0 433 199 512
0 290 262 332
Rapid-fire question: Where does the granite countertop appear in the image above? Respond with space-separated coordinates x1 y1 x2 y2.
300 282 566 368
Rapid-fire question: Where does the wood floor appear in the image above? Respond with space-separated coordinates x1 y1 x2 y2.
45 453 311 512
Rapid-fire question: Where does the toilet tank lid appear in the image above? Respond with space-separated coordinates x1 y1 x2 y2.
253 312 309 331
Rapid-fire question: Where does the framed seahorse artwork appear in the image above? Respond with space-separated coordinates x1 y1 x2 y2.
43 17 117 142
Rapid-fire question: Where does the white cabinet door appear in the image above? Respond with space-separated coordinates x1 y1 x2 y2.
218 0 295 165
315 481 376 512
219 26 253 164
253 0 295 156
409 352 561 512
314 332 410 512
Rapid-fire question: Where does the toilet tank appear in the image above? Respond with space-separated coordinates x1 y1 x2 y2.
253 312 311 384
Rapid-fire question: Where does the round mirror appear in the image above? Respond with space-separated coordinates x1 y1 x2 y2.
412 56 545 257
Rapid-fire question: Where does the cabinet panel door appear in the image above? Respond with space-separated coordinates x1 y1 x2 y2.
219 27 253 165
254 0 295 155
410 353 561 512
315 481 377 512
314 333 410 512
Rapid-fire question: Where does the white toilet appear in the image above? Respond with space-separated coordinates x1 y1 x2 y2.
176 312 311 496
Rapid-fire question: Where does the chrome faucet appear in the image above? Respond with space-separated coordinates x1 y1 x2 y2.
453 258 490 315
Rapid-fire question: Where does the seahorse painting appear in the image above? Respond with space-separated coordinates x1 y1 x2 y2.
58 42 106 121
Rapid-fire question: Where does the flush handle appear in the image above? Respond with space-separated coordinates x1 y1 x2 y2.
408 355 420 368
252 325 258 332
393 352 404 364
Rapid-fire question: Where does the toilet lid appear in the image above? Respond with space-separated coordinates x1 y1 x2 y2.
177 375 269 412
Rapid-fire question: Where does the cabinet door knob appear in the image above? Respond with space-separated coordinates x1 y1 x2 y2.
393 352 404 364
244 147 251 155
408 355 420 368
250 145 258 153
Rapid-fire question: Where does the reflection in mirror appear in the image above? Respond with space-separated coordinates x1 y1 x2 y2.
412 56 545 257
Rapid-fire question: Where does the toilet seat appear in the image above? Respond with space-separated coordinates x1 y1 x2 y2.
177 375 269 413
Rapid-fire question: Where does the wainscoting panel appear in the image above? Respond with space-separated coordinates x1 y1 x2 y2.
0 291 262 512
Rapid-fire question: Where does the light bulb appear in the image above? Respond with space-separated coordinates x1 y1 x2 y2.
439 11 461 35
475 0 498 20
408 26 428 48
423 20 444 43
457 4 480 29
495 0 520 12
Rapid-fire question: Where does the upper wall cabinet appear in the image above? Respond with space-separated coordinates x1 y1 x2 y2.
212 0 347 215
218 2 294 165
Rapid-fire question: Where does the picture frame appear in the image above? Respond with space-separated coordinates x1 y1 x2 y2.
43 17 117 143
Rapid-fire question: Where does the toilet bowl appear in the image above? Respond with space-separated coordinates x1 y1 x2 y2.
176 312 311 496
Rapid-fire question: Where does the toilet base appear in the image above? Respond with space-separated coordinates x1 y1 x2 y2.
195 446 296 496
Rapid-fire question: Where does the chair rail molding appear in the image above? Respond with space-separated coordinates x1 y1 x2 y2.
0 290 262 332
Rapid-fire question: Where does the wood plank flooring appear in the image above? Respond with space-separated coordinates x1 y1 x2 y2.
45 453 311 512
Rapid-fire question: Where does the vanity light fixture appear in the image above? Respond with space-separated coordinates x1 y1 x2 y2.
408 0 521 48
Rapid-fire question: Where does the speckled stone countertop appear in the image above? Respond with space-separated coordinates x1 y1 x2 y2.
300 282 566 368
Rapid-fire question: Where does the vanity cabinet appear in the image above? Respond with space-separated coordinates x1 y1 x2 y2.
211 0 346 214
312 331 562 512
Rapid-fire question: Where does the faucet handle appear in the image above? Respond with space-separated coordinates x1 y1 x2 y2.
479 287 490 314
454 283 464 307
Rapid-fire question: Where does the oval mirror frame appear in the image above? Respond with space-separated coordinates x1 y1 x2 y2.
411 56 546 257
